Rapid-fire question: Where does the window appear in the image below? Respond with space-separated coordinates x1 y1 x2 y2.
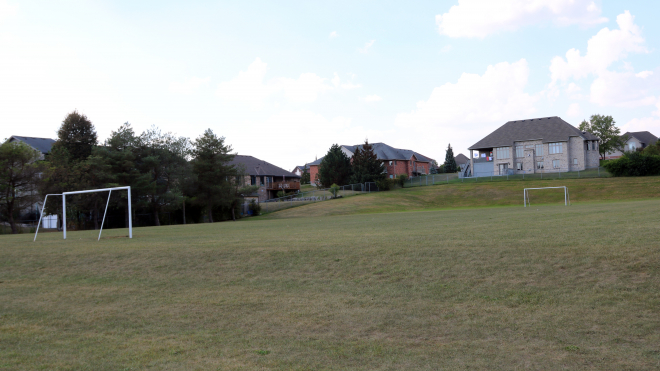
495 147 509 159
573 158 578 165
535 144 544 156
553 160 561 169
251 175 256 185
516 163 522 170
394 160 397 165
549 142 563 154
389 161 393 166
537 161 544 169
498 163 508 173
515 146 523 158
389 174 394 179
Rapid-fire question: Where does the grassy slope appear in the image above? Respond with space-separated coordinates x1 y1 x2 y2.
259 176 660 219
2 199 660 370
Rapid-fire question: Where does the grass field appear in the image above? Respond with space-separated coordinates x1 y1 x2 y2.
260 176 660 219
2 192 660 369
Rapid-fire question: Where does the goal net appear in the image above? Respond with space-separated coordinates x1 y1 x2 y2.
523 186 570 207
34 186 132 241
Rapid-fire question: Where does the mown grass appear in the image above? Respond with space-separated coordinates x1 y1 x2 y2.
261 176 660 219
1 198 660 370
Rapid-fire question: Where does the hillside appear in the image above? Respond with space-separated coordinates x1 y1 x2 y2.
259 176 660 219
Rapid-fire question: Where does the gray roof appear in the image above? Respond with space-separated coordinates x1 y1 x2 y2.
230 155 300 178
468 116 599 150
342 142 434 162
8 136 56 154
292 165 309 172
454 153 469 165
624 131 658 146
307 142 434 166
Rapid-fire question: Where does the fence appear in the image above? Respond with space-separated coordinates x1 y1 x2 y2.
259 182 379 214
405 167 611 188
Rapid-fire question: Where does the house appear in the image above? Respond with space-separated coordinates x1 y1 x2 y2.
308 142 435 185
229 155 301 201
7 136 56 159
292 165 309 176
454 153 469 166
605 131 658 159
467 117 600 177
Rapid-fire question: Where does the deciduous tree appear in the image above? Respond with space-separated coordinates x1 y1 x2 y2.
580 115 624 160
0 141 43 234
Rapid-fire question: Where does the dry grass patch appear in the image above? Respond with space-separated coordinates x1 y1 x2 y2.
1 200 660 369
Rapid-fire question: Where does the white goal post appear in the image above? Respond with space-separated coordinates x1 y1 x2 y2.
34 186 132 241
524 186 570 207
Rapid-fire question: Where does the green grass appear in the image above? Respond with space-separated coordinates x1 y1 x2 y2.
2 196 660 369
261 176 660 219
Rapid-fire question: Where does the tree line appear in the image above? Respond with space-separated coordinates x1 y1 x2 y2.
0 111 257 234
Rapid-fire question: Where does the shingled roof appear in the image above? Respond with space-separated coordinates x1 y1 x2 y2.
623 131 658 146
307 142 434 165
8 136 56 154
454 153 469 165
229 155 300 178
468 117 599 150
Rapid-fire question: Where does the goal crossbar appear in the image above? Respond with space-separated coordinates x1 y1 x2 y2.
524 186 570 207
34 186 132 241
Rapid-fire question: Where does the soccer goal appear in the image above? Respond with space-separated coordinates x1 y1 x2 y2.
523 186 570 207
34 186 132 241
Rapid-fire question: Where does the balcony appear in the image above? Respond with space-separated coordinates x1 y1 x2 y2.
267 181 301 191
473 157 493 163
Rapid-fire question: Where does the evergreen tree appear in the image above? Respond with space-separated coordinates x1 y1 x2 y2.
317 144 352 188
443 143 458 173
191 129 236 223
350 140 385 184
52 110 98 162
301 167 310 184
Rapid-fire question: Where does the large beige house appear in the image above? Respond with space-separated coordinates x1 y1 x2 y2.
467 117 600 177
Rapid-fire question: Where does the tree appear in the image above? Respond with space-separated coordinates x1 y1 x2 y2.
443 144 458 173
580 115 624 160
51 111 98 162
430 160 439 174
317 144 352 188
135 126 190 226
301 167 310 184
191 129 236 223
0 141 43 234
350 140 385 184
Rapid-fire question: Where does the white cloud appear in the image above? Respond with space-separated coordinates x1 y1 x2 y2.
329 31 338 39
0 0 18 21
566 103 581 117
620 116 660 134
363 95 382 102
358 40 375 54
549 11 646 82
436 0 607 38
168 76 210 95
216 58 335 108
636 71 653 79
589 70 657 107
331 72 362 90
395 59 537 152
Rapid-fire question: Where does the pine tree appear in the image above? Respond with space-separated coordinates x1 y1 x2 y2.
191 129 236 223
317 144 352 188
350 140 385 184
443 143 458 173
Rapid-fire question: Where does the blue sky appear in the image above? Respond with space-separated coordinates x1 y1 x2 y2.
1 0 659 169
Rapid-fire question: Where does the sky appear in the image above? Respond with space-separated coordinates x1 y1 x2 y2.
1 0 660 170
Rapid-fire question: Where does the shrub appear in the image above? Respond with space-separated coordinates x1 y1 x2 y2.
396 174 408 187
248 199 261 216
329 183 341 198
603 151 660 176
375 178 392 191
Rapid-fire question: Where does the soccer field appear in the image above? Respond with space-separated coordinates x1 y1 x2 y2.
2 200 660 370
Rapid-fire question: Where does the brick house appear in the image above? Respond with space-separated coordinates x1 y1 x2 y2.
308 142 434 185
229 155 301 202
605 131 658 159
467 117 600 177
